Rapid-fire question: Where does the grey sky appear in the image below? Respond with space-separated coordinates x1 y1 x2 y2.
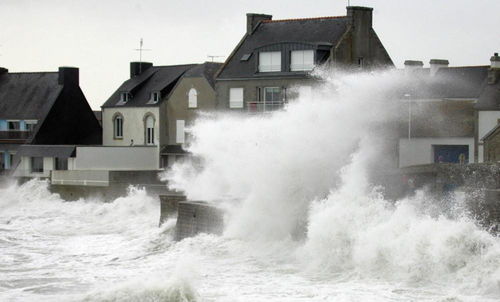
1 0 499 109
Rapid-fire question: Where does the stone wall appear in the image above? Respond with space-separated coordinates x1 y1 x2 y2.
159 194 187 225
175 201 224 241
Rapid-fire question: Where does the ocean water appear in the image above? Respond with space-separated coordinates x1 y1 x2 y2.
1 70 500 301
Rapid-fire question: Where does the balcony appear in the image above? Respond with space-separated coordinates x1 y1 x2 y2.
247 101 286 113
0 131 32 143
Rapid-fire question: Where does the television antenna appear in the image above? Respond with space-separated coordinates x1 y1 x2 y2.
134 38 151 72
207 55 224 62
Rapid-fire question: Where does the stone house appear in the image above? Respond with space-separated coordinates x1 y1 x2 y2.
0 66 101 177
482 123 500 162
398 53 500 167
215 6 394 112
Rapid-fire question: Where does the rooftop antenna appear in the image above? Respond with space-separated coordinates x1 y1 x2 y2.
134 38 151 72
207 55 224 62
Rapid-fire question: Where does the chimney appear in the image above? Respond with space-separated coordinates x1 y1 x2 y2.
404 60 423 75
0 67 8 75
246 13 272 35
488 53 500 84
58 67 79 86
429 59 449 76
347 6 373 66
130 62 153 78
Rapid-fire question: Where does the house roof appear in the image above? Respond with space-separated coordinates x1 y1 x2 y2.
396 66 489 100
0 72 62 120
183 62 223 88
102 63 222 108
217 16 349 79
475 73 500 110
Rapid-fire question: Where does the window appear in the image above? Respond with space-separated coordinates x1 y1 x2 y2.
31 157 43 173
113 114 123 139
7 152 14 169
120 92 130 103
7 121 20 131
291 50 314 71
229 88 244 108
0 152 4 170
151 92 161 103
54 157 68 170
176 120 185 144
259 51 281 72
264 87 284 111
145 115 155 145
358 57 364 68
25 121 37 132
188 88 197 108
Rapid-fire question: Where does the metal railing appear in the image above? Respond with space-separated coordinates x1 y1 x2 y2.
246 101 285 113
0 131 32 141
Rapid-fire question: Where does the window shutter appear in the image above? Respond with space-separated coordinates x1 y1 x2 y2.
176 120 185 144
229 88 244 108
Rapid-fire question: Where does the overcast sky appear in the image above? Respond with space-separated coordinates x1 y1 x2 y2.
1 0 499 109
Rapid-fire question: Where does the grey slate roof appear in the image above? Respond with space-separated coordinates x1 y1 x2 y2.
102 64 197 108
16 145 76 158
0 72 62 119
102 63 222 108
183 62 223 88
217 16 349 79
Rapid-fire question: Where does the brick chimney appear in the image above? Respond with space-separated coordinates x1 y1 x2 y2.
404 60 423 75
246 13 272 35
488 53 500 84
429 59 449 76
130 62 153 78
347 6 373 66
58 67 79 86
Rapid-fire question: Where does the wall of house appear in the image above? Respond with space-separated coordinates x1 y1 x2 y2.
399 137 474 167
102 107 160 147
166 77 217 145
73 146 159 170
484 129 500 162
478 111 500 162
215 78 315 110
13 156 54 178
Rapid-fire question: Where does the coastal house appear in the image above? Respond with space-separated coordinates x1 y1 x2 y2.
397 54 500 167
0 66 101 177
215 6 394 112
50 61 221 190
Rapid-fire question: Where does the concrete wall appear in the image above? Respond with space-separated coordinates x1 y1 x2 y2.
399 137 474 167
215 78 315 110
478 111 500 162
52 170 109 186
102 107 160 147
175 201 224 241
73 146 159 170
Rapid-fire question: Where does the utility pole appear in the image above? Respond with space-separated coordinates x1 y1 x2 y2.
134 38 151 73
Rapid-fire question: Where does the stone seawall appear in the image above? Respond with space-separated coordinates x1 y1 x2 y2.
175 201 224 241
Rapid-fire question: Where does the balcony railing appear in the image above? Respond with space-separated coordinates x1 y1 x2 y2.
247 101 286 113
0 131 32 142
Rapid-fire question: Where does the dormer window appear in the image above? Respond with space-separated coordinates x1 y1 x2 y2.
121 92 131 103
259 51 281 72
152 92 161 103
291 50 314 71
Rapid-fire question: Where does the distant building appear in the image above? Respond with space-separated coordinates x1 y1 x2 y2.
215 6 394 112
398 53 500 167
50 61 221 189
0 66 101 177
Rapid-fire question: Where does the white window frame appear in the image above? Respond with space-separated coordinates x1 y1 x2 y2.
145 115 155 145
151 92 161 103
113 114 123 139
7 120 20 131
188 88 198 108
120 92 130 103
25 120 38 132
176 120 185 144
229 88 244 109
291 50 314 71
259 51 281 72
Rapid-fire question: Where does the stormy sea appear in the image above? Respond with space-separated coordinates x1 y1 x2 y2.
1 71 499 301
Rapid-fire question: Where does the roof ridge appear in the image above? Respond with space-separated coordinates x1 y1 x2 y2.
444 65 489 69
262 15 346 23
153 63 199 68
4 71 58 74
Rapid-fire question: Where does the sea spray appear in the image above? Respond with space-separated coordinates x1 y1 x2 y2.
165 69 500 297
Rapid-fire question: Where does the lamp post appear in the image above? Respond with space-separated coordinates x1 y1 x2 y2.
404 93 412 140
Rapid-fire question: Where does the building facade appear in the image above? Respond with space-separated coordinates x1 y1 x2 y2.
215 6 394 112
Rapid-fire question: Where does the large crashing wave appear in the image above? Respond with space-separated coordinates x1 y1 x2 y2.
165 70 500 295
